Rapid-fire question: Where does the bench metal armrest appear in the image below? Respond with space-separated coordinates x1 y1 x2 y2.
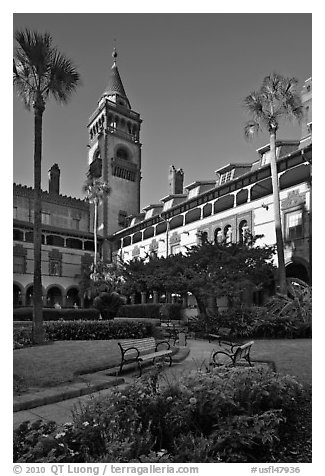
212 349 235 366
118 344 140 360
156 340 171 351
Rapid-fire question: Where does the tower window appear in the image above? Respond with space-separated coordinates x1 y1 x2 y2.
116 146 130 161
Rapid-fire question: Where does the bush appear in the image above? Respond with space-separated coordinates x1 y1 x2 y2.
14 365 306 463
192 306 312 339
13 321 154 348
13 308 100 322
43 320 153 341
116 303 182 321
13 327 35 349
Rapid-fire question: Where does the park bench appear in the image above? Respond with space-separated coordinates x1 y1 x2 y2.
117 337 173 377
209 327 243 350
160 320 188 346
211 341 255 367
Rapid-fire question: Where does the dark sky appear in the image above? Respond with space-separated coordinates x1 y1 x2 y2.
13 13 311 209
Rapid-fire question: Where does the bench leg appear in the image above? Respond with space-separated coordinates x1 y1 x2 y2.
245 354 253 367
119 360 124 375
137 359 143 377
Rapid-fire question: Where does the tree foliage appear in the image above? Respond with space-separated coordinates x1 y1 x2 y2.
121 235 276 315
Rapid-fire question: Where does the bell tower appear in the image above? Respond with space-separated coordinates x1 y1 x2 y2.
87 47 142 258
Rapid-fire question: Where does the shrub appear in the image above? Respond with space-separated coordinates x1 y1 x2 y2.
253 315 311 339
13 327 34 349
13 308 100 322
43 320 153 341
116 303 182 321
13 321 154 348
192 306 312 339
14 365 306 463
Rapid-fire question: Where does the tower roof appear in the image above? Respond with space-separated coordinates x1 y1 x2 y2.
100 47 130 107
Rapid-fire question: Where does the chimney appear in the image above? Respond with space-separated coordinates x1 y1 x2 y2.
168 165 184 195
48 164 60 195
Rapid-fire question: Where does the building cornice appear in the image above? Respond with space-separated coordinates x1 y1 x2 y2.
113 144 311 240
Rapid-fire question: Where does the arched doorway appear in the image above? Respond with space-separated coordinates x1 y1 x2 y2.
214 227 222 244
66 287 80 307
46 286 63 308
238 220 249 243
286 260 310 284
13 284 23 307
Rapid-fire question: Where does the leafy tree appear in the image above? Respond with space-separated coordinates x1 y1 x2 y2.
243 73 303 295
121 235 276 317
83 178 111 268
13 29 80 343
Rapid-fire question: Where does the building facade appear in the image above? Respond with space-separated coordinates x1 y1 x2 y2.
13 165 96 307
111 78 312 302
13 50 312 308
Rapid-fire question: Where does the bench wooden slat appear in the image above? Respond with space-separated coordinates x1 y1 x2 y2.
117 337 173 376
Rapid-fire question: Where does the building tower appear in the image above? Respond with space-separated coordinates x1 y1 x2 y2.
87 47 142 259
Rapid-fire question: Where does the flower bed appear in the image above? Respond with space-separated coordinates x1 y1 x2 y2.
14 365 308 463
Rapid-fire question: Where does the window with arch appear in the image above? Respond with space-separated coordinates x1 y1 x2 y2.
116 146 130 161
200 231 208 244
224 225 232 244
238 220 249 243
214 227 223 244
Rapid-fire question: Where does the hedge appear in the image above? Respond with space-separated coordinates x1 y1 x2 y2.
116 303 182 320
13 307 100 322
13 320 154 348
188 306 312 339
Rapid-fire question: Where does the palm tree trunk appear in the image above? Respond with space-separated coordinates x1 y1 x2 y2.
32 98 45 344
269 130 287 295
94 200 98 268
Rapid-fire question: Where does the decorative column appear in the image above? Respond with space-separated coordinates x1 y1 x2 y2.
141 291 147 304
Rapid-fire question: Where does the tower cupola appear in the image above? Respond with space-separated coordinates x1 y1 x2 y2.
99 47 131 109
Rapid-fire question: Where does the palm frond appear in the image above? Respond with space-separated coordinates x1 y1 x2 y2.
244 120 260 141
243 72 303 135
47 50 81 102
83 178 111 204
13 28 80 109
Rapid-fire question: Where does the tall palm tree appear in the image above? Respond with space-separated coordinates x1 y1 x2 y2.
243 73 303 295
83 178 111 269
13 29 80 343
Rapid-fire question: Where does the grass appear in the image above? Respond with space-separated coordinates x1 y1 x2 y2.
13 338 312 395
249 339 312 384
13 340 123 393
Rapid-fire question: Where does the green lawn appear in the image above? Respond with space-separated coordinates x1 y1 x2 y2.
250 339 312 384
13 340 123 392
13 338 312 395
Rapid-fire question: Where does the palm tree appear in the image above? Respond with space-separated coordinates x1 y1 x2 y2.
83 178 111 269
13 29 80 343
243 73 303 295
